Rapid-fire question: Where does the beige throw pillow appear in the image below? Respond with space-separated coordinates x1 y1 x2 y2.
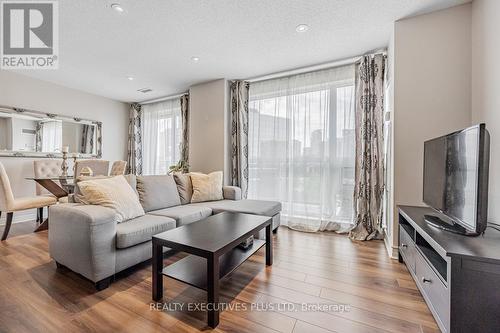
77 175 145 222
74 174 138 203
190 171 223 203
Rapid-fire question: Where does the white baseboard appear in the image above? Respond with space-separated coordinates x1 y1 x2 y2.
384 234 399 260
0 209 38 225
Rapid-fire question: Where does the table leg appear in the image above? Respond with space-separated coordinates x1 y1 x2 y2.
152 242 163 301
34 207 48 232
34 179 68 198
207 254 220 328
34 218 48 232
266 224 273 266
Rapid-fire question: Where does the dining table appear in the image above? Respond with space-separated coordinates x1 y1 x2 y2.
24 176 76 232
25 176 76 198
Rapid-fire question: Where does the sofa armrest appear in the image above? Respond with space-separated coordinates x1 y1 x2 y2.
49 203 118 282
223 186 242 200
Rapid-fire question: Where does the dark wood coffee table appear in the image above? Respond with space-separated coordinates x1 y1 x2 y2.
152 211 273 328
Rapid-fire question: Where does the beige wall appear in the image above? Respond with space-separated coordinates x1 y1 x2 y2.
0 70 129 223
188 79 231 184
390 4 472 255
471 0 500 224
384 28 396 257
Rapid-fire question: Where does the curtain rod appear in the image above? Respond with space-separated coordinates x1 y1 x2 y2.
137 49 387 104
139 91 188 105
246 49 387 83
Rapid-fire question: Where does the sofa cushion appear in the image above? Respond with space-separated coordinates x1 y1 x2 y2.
116 214 176 248
136 175 181 212
192 199 281 217
148 205 212 227
173 172 193 205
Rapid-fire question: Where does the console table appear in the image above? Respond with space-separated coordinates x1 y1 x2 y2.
398 206 500 333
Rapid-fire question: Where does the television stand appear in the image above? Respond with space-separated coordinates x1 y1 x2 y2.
424 214 478 236
399 206 500 333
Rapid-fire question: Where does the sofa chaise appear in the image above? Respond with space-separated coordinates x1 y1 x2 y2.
48 174 281 290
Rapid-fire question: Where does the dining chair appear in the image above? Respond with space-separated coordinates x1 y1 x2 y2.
33 159 66 221
0 162 57 240
74 160 110 176
110 161 127 176
33 159 63 196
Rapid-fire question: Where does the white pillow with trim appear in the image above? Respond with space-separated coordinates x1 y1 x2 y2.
77 175 145 222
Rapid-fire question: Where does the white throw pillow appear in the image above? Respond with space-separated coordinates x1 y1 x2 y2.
77 175 145 222
190 171 223 203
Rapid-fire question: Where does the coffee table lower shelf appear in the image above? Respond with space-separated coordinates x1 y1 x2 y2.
162 239 265 290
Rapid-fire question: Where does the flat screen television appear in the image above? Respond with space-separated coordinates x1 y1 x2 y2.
423 124 490 236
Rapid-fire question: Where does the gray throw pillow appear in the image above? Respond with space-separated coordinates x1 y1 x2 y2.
173 172 193 205
136 175 181 212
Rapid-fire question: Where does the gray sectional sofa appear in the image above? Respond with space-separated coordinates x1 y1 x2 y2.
48 174 281 290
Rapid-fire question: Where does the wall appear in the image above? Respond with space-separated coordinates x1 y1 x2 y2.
0 70 129 223
471 0 500 224
188 79 231 184
390 4 472 256
384 28 396 257
10 118 37 151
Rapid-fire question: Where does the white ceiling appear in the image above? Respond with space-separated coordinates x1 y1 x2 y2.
12 0 469 103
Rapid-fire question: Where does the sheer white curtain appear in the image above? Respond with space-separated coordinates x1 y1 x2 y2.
248 65 356 232
141 99 182 175
41 120 62 152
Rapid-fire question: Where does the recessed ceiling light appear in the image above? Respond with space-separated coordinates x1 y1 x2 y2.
126 76 134 81
111 3 125 13
296 24 309 32
191 56 200 63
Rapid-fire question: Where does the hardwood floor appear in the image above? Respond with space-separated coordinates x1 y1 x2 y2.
0 226 439 333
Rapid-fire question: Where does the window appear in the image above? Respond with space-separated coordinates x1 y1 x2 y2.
40 120 63 153
248 65 356 232
141 99 182 175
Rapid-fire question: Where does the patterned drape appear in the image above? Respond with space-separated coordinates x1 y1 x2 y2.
179 93 189 172
230 81 250 199
35 122 42 152
95 122 102 158
127 103 142 175
349 54 386 241
80 124 95 154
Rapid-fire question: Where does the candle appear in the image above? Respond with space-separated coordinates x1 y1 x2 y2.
62 146 69 153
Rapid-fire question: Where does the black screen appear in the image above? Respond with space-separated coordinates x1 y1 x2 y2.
423 126 480 231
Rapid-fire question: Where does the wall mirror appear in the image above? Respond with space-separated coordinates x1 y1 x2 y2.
0 105 102 158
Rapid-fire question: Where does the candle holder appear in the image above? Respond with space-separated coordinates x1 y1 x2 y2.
61 151 69 177
72 154 79 175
